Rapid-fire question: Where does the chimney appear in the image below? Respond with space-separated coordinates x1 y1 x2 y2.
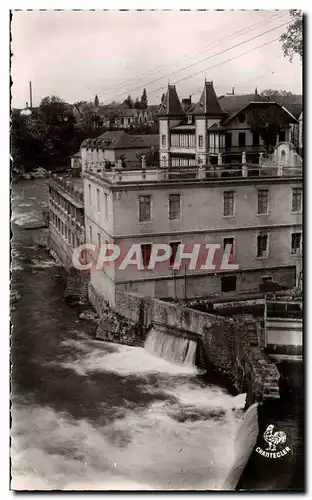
181 97 192 112
29 81 33 108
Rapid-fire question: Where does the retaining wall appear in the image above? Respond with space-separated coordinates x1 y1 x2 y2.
106 289 280 407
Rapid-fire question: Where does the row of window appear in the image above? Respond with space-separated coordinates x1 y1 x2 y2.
50 189 84 225
51 213 81 248
161 131 264 149
86 232 301 271
138 193 181 222
170 134 196 148
138 188 302 222
256 232 302 258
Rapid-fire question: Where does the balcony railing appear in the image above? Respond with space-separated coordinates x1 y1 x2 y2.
49 174 84 204
224 145 265 154
83 161 302 184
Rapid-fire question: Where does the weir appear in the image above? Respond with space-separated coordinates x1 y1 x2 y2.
144 327 198 366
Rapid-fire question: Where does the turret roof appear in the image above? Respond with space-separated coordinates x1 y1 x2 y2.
157 85 186 117
193 81 227 117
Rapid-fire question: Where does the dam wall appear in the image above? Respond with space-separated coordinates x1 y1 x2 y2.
89 284 280 407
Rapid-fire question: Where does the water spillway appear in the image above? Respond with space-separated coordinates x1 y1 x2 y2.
144 326 198 367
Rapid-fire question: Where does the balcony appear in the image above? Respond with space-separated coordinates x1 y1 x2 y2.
49 174 84 206
224 145 265 154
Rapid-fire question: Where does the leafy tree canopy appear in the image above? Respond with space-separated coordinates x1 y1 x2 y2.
123 94 134 108
280 10 303 62
246 104 291 153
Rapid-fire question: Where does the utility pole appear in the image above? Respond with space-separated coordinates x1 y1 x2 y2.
174 268 177 300
184 264 187 300
29 81 33 109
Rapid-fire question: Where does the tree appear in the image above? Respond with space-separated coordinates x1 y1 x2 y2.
280 10 303 62
123 94 133 108
136 147 159 167
134 98 141 109
38 96 78 167
11 110 49 174
246 104 291 153
11 95 84 174
259 89 296 106
94 94 99 107
140 88 148 109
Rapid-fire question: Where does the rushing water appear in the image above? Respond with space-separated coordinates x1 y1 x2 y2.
145 328 198 366
11 179 245 491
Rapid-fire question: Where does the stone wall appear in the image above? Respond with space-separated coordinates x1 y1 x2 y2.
115 289 216 334
65 268 90 301
89 284 146 346
114 289 280 407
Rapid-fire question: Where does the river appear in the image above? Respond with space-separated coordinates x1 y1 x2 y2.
10 179 245 491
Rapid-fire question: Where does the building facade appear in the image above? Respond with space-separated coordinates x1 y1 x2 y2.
158 82 299 168
48 174 85 267
83 153 302 307
80 131 159 172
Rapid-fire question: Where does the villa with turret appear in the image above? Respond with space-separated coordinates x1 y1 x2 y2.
158 80 300 168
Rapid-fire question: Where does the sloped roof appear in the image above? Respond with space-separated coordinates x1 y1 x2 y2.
283 101 302 119
218 93 257 115
157 85 186 117
81 131 159 150
187 103 196 114
208 122 226 131
218 93 302 119
193 81 227 117
135 134 159 147
222 101 299 126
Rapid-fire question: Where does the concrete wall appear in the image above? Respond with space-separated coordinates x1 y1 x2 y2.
114 265 296 300
111 181 302 236
49 224 73 267
84 177 114 237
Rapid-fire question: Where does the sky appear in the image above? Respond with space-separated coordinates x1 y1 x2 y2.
11 9 303 108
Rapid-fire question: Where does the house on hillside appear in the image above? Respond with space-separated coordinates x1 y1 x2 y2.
158 81 299 167
219 92 302 152
80 130 159 171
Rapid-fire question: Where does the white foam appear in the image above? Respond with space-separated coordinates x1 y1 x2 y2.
11 395 242 491
59 341 198 377
31 258 59 269
11 212 43 227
